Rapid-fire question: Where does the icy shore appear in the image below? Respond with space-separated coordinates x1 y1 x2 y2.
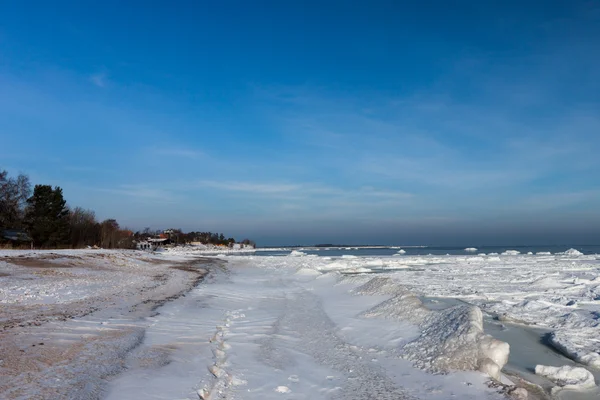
0 249 213 399
2 248 598 399
258 249 600 372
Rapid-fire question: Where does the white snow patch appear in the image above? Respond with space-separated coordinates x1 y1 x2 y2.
559 248 584 256
275 386 291 393
465 248 478 252
402 304 509 380
289 250 307 257
535 365 596 392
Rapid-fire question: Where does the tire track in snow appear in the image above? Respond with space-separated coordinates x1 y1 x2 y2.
274 289 417 400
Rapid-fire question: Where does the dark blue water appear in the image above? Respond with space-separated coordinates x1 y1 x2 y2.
252 245 600 257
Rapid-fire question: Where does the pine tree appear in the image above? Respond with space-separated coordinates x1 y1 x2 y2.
24 185 70 248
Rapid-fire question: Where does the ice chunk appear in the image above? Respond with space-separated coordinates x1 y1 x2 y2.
534 365 595 391
502 250 520 256
559 248 583 256
530 276 564 289
396 249 407 255
548 329 600 369
465 247 478 252
289 250 307 257
403 304 509 380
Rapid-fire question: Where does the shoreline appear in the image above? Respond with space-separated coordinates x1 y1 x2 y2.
0 250 217 399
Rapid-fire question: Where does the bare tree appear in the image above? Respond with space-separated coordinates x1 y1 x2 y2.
69 207 98 248
100 219 120 248
0 170 31 229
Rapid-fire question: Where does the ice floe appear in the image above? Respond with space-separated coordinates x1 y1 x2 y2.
535 365 596 392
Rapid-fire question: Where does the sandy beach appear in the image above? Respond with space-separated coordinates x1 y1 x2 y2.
0 250 213 399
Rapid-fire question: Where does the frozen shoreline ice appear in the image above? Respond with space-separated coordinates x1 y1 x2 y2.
2 247 598 399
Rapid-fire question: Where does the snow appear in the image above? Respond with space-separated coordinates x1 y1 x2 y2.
559 248 584 256
101 253 511 400
399 303 509 380
4 247 600 399
535 365 596 392
289 250 307 257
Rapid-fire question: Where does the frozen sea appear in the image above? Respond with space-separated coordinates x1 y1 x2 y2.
105 246 600 400
250 244 600 257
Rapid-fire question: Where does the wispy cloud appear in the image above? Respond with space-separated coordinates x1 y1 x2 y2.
197 180 300 194
94 184 178 203
194 180 413 204
148 146 205 159
90 72 107 88
255 84 600 196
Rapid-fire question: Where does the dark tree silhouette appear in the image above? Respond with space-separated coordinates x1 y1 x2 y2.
24 185 70 247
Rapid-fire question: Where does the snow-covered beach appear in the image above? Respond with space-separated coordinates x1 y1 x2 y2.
0 250 213 399
1 247 599 399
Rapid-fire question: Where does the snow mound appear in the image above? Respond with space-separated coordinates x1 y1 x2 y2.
360 293 431 325
403 304 509 380
357 280 509 380
535 365 595 391
352 277 408 296
548 329 600 369
295 268 320 277
465 248 478 252
289 250 307 257
559 248 583 256
502 250 520 256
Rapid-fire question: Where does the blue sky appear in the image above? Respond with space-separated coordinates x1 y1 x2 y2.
1 1 599 245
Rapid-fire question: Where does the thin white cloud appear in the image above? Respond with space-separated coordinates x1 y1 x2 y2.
150 147 204 159
197 180 301 194
90 72 107 88
195 180 413 202
94 184 177 203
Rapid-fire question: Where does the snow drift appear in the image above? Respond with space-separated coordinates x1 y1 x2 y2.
355 277 509 380
535 365 596 392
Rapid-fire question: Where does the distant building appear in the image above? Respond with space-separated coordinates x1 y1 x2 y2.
137 236 170 250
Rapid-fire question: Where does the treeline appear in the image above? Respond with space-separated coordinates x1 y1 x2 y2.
1 170 135 249
132 229 255 247
1 170 253 249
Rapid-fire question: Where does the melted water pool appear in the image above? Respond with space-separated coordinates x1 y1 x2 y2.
421 297 600 400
